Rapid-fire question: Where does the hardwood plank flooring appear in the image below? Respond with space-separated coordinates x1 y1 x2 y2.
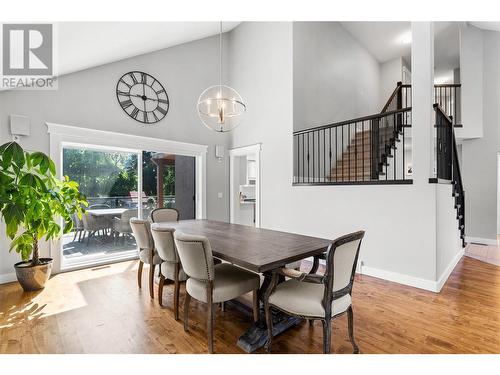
0 256 499 354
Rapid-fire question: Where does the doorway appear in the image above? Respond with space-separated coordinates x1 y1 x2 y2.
229 144 261 228
60 146 197 270
47 122 208 273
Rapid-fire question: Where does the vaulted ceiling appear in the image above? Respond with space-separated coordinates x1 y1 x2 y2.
55 22 240 76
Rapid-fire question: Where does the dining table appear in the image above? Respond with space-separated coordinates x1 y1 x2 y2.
155 219 332 353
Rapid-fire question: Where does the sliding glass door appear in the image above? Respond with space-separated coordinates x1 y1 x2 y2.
60 144 197 270
142 151 196 219
61 145 141 268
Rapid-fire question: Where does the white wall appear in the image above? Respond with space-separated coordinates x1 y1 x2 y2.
380 57 403 108
436 184 464 291
0 34 232 280
458 24 483 139
293 22 381 131
462 29 500 243
498 153 500 234
229 22 452 291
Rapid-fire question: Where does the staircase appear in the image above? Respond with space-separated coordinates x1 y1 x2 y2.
327 82 411 183
434 104 466 247
329 126 400 182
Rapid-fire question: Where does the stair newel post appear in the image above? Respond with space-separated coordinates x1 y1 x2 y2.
396 82 403 133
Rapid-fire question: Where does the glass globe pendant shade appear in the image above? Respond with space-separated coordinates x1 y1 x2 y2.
197 85 246 132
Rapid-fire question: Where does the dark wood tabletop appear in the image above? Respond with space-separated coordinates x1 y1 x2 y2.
154 219 332 273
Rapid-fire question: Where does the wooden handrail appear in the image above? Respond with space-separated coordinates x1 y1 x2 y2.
293 107 411 135
380 81 402 113
433 103 452 123
434 83 462 88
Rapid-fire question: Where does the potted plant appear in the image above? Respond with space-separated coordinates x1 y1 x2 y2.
0 141 87 291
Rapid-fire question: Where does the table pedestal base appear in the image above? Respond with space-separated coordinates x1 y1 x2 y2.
229 299 302 353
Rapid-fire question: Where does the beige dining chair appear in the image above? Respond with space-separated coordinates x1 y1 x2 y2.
130 218 162 299
174 231 261 353
264 230 365 354
150 225 187 319
150 208 179 223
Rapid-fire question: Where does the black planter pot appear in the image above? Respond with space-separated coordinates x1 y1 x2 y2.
14 258 53 292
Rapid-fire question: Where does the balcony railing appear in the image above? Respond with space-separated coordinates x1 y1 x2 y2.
293 107 412 185
86 195 175 209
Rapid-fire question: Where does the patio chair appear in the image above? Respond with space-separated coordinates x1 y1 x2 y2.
70 213 85 242
112 208 138 244
82 212 112 246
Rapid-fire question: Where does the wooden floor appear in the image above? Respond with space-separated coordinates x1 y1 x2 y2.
1 256 499 354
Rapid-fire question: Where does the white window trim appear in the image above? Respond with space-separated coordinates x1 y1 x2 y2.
229 143 262 228
46 122 208 273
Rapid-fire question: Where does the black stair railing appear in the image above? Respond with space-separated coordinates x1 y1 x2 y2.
293 81 462 186
293 107 412 185
381 81 412 114
434 103 466 247
434 84 461 127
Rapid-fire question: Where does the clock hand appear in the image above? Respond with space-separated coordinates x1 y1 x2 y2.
129 94 158 102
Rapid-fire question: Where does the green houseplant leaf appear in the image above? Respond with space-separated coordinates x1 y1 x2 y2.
0 142 87 265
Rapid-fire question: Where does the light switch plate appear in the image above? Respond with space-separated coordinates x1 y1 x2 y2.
217 192 223 199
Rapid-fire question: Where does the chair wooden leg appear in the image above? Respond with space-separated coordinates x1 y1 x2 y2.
322 319 332 354
264 300 273 352
137 261 144 289
252 289 259 323
206 282 214 354
347 306 359 354
174 269 180 320
149 264 155 299
158 274 165 306
183 292 191 332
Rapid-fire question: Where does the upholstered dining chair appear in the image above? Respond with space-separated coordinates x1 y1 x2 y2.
173 231 261 353
130 218 162 299
264 230 365 354
150 208 179 223
150 225 187 319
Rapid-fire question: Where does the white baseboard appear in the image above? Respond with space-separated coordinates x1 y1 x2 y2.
465 236 498 246
0 272 17 284
359 265 437 292
435 248 464 292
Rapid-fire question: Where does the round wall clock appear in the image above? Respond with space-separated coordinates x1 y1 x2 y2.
116 71 169 124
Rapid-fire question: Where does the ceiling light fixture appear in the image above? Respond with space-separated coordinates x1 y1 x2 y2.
397 30 412 45
197 22 246 133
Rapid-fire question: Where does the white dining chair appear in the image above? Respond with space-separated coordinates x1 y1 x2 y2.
174 231 260 353
264 230 365 354
151 225 187 319
150 208 179 223
130 218 162 299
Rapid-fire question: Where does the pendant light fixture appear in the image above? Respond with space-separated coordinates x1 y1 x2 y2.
197 22 246 132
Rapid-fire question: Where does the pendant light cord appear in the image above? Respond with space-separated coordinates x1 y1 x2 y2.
219 21 222 89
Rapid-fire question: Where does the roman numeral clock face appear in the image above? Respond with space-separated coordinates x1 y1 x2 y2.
116 71 169 124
